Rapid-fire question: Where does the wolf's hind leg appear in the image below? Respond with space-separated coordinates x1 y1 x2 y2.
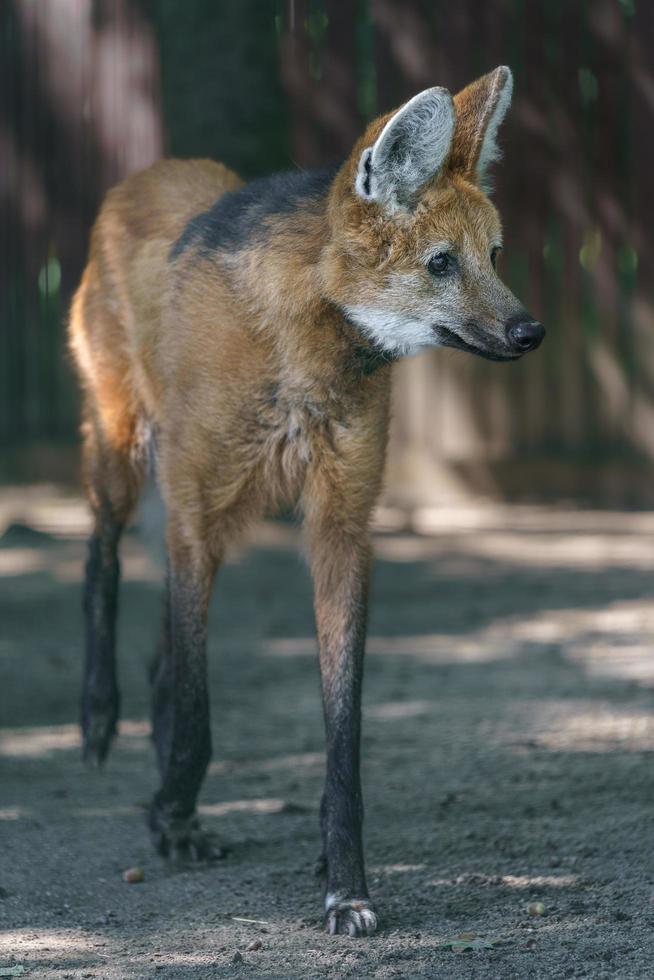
81 410 144 764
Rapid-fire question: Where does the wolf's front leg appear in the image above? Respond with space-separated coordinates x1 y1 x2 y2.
149 521 223 862
306 505 377 937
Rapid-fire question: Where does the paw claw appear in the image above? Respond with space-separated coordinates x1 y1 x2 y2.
325 900 377 937
149 806 226 865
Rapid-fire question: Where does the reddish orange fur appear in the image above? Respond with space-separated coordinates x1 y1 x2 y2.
69 65 539 936
70 150 504 549
70 161 394 564
68 67 528 703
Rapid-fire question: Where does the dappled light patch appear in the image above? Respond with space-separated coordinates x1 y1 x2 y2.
448 529 654 571
370 863 427 874
0 928 115 972
366 699 433 720
501 875 580 889
524 704 654 753
425 873 580 889
503 600 654 687
375 526 654 571
55 550 160 584
263 596 654 690
0 490 92 540
0 549 46 576
199 797 291 817
0 544 160 584
263 632 517 662
0 723 80 758
0 720 149 759
411 506 654 536
0 807 28 821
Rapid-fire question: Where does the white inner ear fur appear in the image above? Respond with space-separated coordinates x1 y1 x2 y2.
355 87 455 210
476 67 513 187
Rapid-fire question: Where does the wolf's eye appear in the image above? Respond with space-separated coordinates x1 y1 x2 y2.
490 246 501 269
428 253 452 277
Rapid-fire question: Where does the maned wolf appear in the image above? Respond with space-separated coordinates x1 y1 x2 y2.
69 65 544 936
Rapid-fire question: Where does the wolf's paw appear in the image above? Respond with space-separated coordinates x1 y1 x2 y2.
325 897 377 937
149 804 226 864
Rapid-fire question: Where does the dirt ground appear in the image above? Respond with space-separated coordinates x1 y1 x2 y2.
1 485 654 979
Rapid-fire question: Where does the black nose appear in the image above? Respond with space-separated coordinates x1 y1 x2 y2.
506 315 545 353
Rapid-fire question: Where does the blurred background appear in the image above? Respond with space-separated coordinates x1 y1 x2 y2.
2 0 653 507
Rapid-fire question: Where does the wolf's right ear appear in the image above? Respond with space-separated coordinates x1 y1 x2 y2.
355 87 455 210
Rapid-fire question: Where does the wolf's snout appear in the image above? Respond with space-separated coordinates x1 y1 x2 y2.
506 315 545 354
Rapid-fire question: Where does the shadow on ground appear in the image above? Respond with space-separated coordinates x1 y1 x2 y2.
1 490 654 978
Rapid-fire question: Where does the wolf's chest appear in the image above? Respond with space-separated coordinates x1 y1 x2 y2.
259 395 334 505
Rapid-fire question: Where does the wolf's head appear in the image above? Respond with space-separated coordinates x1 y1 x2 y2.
326 66 544 362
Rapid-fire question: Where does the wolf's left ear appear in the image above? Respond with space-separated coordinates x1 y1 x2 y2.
450 66 513 190
355 87 455 209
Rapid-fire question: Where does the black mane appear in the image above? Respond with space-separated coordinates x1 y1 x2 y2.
170 163 341 261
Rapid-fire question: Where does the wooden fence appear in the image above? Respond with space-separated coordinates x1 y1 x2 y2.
2 0 653 503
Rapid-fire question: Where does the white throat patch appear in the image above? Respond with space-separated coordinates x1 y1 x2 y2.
344 304 435 357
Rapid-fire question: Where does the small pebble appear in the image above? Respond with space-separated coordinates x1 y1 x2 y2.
527 901 545 916
246 939 262 951
232 951 244 964
122 867 145 884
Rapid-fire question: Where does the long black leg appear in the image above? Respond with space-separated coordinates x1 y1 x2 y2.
80 415 144 765
149 542 224 862
309 526 377 937
81 508 122 765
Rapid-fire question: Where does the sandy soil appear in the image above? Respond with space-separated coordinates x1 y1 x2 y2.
1 485 654 979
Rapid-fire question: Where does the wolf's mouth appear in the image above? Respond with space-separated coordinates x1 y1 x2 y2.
435 326 520 362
